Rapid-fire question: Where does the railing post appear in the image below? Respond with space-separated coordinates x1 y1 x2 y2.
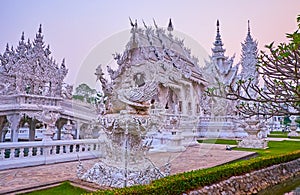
28 147 33 157
0 148 5 159
37 147 42 156
10 148 15 159
44 145 51 156
19 148 24 158
59 145 64 155
66 145 70 154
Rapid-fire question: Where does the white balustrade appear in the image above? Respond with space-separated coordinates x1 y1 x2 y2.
0 139 102 170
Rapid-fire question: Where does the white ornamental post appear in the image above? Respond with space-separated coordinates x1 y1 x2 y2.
63 120 74 140
41 111 60 142
288 116 299 137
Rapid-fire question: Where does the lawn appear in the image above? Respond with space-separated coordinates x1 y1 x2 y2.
197 139 238 145
198 138 300 157
268 131 300 139
20 182 88 195
234 140 300 156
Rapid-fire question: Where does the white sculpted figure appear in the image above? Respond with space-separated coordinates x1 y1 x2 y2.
62 84 73 99
41 110 60 141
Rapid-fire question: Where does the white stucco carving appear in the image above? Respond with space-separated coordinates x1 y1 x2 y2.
0 25 97 142
240 20 259 98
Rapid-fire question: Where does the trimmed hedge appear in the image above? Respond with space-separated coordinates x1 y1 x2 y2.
92 150 300 195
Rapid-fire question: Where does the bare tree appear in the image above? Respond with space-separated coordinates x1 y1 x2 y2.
207 16 300 118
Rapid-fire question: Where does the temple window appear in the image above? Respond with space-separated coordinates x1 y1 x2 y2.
25 84 31 94
179 101 182 112
133 73 145 87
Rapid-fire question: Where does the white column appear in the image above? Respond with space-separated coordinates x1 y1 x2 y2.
180 87 187 115
190 85 196 116
76 120 81 139
7 114 21 142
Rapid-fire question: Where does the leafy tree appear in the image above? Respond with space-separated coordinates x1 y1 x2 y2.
283 116 291 126
73 83 97 104
207 15 300 118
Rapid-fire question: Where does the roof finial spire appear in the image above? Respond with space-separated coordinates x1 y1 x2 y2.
212 19 225 59
134 19 137 28
214 19 223 46
142 19 147 29
216 20 220 34
167 18 174 32
153 18 158 29
247 20 251 35
38 24 42 34
21 32 25 41
129 17 134 28
61 58 66 68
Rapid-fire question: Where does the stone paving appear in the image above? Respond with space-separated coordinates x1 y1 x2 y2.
0 143 255 194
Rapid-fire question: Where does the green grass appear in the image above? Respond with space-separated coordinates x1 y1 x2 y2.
197 139 238 145
198 139 300 157
269 131 289 135
268 131 300 139
234 140 300 156
20 181 88 195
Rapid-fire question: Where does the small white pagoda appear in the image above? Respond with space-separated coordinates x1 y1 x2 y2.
199 20 260 138
240 20 259 98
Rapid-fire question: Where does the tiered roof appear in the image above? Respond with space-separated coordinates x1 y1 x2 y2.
0 25 68 96
240 20 259 82
205 20 239 86
111 19 207 85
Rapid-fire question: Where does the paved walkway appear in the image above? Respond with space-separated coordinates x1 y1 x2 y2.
0 144 255 194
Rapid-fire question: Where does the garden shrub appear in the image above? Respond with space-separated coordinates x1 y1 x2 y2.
92 150 300 195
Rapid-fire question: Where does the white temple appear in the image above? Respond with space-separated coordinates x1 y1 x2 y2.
0 25 97 142
78 19 266 188
78 19 211 187
93 19 264 147
97 19 207 115
96 19 208 149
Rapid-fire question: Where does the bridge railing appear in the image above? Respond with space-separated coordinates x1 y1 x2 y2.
0 139 102 170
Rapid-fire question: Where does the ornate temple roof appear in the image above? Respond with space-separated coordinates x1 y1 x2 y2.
204 20 239 86
0 25 96 124
0 25 68 97
239 20 259 97
211 20 226 60
240 20 259 81
110 19 207 85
